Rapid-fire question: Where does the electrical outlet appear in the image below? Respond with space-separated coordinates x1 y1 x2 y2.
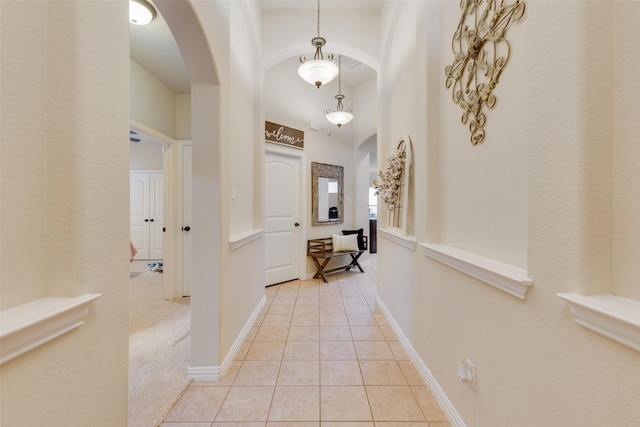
466 358 477 391
458 359 477 391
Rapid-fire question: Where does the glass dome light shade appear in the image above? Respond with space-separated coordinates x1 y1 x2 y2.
298 60 339 89
326 110 354 128
129 0 156 26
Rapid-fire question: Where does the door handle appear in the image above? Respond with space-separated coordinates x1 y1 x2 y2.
149 219 154 222
144 219 149 222
294 222 300 227
182 226 191 232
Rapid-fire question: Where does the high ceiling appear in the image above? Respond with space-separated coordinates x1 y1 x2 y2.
129 0 379 95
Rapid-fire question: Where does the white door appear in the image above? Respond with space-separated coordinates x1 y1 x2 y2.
265 151 302 286
130 172 150 260
182 145 192 296
149 172 164 259
130 171 163 260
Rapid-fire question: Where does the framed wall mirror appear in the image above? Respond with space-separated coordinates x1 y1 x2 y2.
312 162 344 226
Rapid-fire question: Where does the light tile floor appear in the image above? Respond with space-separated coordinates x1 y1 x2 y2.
160 267 451 427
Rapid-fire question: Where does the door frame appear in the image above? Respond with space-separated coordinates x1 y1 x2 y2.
165 139 192 300
179 142 192 296
130 119 182 300
265 144 306 284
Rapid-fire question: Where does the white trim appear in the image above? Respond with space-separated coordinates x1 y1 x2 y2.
175 141 190 298
163 140 189 300
130 119 175 145
187 295 267 381
130 169 163 173
378 227 417 250
265 143 305 159
421 243 533 300
1 294 101 365
186 365 221 382
229 228 265 251
557 293 640 352
375 296 467 427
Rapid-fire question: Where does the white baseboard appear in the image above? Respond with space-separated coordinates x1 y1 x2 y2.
186 365 221 381
187 295 267 381
375 296 467 427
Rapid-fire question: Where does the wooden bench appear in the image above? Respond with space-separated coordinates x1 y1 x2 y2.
307 236 368 283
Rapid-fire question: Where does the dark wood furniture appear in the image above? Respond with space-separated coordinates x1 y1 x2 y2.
307 236 368 283
369 219 377 253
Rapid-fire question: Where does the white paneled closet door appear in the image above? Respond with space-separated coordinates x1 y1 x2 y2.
130 171 163 260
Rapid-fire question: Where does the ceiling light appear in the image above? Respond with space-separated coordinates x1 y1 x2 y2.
326 55 353 128
129 0 156 26
298 0 339 89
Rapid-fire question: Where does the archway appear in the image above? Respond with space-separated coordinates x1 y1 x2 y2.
153 0 222 376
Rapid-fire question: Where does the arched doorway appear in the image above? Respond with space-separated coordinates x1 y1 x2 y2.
153 0 222 380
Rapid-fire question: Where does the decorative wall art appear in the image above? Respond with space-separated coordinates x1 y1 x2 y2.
373 134 412 234
265 121 304 149
373 146 406 211
444 0 526 145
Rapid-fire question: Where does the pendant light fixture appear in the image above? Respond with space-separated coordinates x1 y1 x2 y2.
298 0 339 89
129 0 156 26
326 55 353 128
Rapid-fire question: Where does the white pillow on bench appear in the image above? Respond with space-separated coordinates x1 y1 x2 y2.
332 234 359 252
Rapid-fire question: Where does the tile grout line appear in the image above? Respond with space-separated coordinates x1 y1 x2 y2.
161 268 450 425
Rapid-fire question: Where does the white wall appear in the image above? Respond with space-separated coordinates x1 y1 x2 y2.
1 0 48 308
176 93 192 140
130 58 176 138
221 0 266 359
262 8 380 69
352 77 377 148
613 2 640 300
227 1 261 238
1 1 130 425
376 1 640 426
130 142 164 170
353 78 378 241
437 5 528 268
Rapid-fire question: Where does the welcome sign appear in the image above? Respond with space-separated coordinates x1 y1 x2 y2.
265 121 304 149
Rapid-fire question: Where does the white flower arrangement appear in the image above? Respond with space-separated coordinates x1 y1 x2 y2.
372 147 406 210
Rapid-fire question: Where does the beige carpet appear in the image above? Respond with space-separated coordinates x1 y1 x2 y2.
129 261 191 427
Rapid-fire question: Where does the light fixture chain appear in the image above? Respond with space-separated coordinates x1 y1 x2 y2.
317 0 320 37
338 55 342 93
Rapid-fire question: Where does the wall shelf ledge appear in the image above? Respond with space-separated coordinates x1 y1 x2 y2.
1 294 101 365
421 243 532 300
378 227 417 250
557 293 640 352
229 228 264 251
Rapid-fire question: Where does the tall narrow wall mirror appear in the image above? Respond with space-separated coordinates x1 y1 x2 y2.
312 162 344 225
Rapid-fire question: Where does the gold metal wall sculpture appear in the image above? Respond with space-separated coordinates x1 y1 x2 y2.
445 0 526 145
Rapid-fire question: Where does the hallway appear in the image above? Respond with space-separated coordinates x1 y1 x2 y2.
160 266 450 425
